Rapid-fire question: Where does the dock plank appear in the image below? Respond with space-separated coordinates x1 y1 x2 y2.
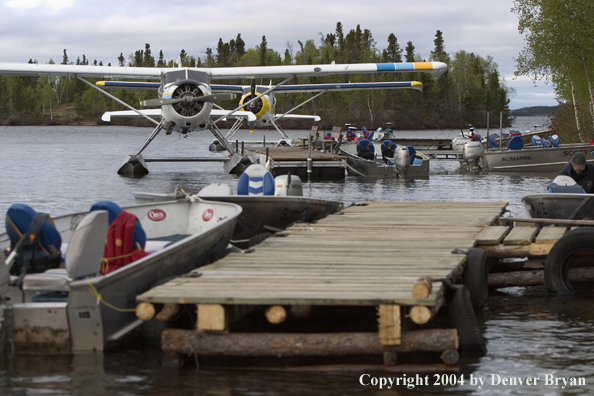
138 201 508 308
474 226 511 244
503 226 539 245
535 226 567 244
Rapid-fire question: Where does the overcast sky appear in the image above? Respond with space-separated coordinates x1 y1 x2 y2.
0 0 556 109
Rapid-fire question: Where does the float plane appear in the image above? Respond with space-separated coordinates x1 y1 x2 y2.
0 61 447 177
98 78 425 150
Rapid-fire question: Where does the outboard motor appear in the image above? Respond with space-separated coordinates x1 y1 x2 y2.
372 128 384 141
548 175 585 193
452 136 469 152
274 173 303 196
394 146 411 177
463 141 485 170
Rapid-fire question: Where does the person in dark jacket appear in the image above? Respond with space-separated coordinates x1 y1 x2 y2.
558 152 594 193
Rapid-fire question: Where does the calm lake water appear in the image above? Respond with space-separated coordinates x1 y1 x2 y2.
3 116 594 395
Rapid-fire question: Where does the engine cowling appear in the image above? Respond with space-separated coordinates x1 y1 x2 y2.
239 92 272 120
158 70 213 132
462 141 485 169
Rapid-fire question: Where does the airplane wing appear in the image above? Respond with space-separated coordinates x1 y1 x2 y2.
0 62 447 79
101 109 257 122
95 81 422 94
270 81 423 93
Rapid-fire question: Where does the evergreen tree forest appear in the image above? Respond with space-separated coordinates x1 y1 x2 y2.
0 24 512 130
513 0 594 142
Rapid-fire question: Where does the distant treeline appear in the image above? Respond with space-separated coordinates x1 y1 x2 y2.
510 106 558 116
0 23 512 129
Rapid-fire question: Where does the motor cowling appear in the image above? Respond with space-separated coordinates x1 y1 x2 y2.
394 146 411 176
463 141 485 168
274 174 303 196
452 136 469 152
160 80 213 131
239 92 272 120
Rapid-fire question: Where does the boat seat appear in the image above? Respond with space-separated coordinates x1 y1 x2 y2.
5 204 63 275
548 135 559 147
507 136 524 150
356 139 375 160
90 200 146 248
237 164 275 196
22 210 109 292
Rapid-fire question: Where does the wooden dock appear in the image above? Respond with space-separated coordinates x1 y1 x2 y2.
137 201 517 368
246 145 346 181
138 201 508 307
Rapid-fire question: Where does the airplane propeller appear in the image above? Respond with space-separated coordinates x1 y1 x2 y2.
140 93 237 107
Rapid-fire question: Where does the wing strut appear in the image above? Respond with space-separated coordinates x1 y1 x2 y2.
275 91 325 122
136 120 165 156
76 76 160 126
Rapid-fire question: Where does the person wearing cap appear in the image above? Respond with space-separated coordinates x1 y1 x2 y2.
557 152 594 193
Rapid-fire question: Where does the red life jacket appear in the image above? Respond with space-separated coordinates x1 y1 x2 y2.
101 211 149 275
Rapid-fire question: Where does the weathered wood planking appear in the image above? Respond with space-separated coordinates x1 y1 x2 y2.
534 226 567 244
137 201 508 307
474 226 511 245
503 226 539 245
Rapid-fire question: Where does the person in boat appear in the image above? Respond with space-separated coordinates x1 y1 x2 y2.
558 152 594 193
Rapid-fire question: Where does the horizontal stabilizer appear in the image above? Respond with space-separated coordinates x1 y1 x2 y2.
211 109 257 122
101 109 161 122
274 114 321 121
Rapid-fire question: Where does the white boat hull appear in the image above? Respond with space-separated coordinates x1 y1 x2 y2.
1 199 241 351
483 144 594 172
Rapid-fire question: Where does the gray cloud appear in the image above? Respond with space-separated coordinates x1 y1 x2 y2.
0 0 556 108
